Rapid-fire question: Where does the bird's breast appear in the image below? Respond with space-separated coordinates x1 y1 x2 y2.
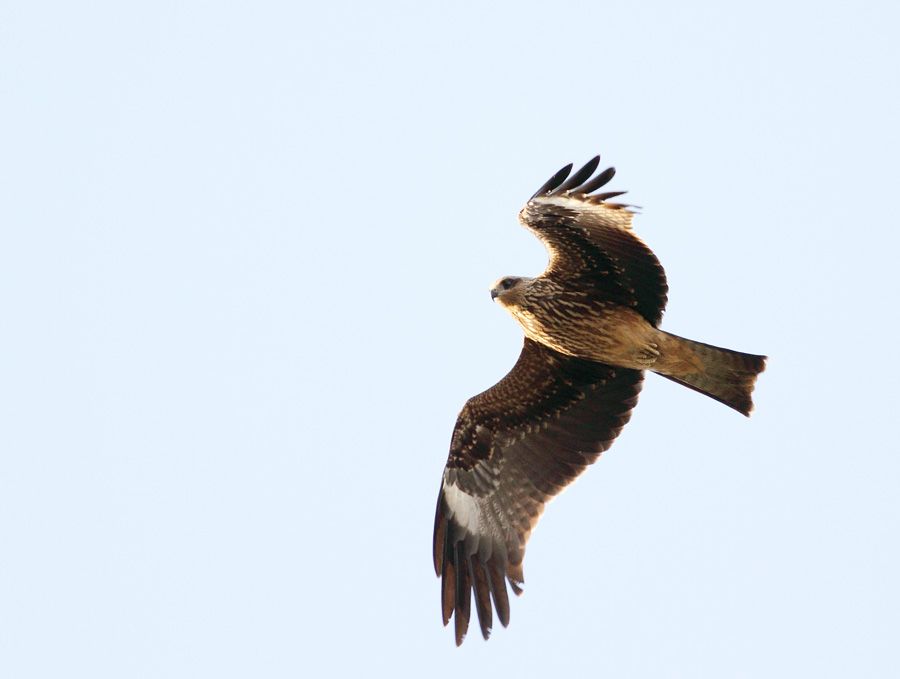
508 298 658 367
510 300 613 358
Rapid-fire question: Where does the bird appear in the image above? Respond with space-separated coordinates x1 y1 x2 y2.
433 155 766 645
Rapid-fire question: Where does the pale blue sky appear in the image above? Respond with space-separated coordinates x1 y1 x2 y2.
2 1 898 676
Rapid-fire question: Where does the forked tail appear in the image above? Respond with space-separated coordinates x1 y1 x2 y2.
654 332 767 416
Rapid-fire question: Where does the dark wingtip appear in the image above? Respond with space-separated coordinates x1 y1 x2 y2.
453 542 472 644
470 558 493 640
441 559 456 626
592 190 627 202
454 624 466 646
487 559 510 628
552 156 601 195
577 166 617 195
531 162 573 199
433 491 446 577
435 486 518 644
530 157 624 202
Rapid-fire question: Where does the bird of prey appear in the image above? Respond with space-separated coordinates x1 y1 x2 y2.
433 156 766 645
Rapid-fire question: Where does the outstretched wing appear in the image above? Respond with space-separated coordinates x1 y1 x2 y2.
520 156 669 326
434 338 643 644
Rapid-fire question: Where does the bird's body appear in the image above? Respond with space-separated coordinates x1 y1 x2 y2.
434 156 766 645
502 281 661 369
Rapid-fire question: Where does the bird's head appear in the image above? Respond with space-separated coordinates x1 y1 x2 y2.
490 276 529 307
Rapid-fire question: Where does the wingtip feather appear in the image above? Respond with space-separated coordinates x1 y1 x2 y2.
552 156 601 195
454 542 472 645
433 491 446 577
470 557 494 640
531 162 573 198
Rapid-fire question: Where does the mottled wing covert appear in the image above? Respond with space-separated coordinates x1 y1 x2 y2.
434 338 643 644
520 157 669 326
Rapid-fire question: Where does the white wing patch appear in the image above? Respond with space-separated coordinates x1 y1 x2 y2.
441 476 483 537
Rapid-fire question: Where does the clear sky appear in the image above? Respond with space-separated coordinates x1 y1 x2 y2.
2 1 898 676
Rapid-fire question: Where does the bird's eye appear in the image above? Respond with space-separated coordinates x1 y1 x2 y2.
502 278 515 290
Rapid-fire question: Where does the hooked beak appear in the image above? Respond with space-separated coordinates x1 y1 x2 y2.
490 288 499 301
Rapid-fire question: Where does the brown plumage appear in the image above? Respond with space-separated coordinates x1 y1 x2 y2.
434 156 766 645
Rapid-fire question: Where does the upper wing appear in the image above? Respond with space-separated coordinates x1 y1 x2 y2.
519 156 669 326
433 338 643 644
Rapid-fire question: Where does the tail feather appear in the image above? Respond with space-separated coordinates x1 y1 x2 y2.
655 332 767 416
